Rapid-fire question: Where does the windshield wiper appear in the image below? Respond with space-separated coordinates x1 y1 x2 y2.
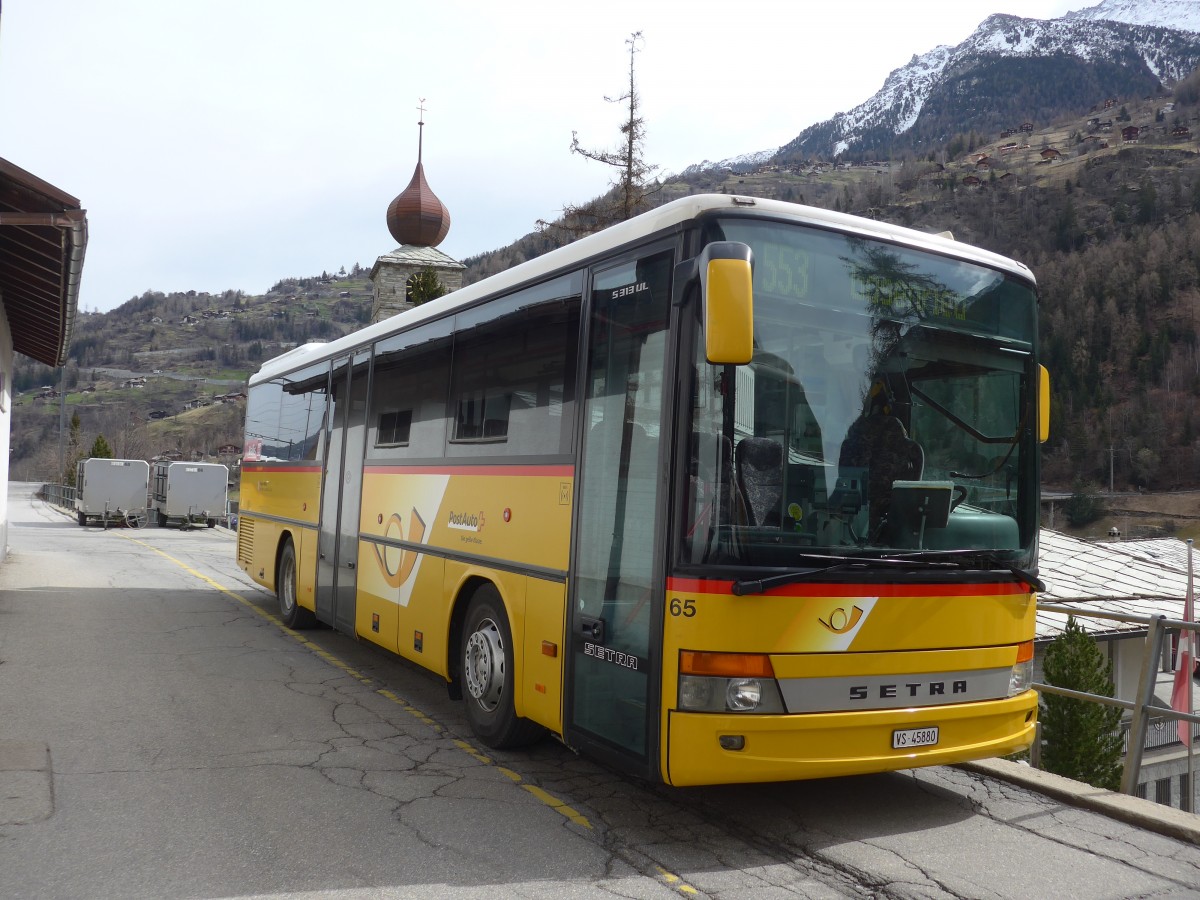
885 550 1046 593
731 557 957 596
731 552 1045 596
969 552 1045 593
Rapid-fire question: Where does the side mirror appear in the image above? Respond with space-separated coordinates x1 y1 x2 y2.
699 242 754 365
1038 364 1050 443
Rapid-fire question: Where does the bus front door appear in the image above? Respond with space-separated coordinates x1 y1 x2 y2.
566 248 673 776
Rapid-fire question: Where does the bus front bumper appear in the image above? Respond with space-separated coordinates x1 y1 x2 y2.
665 691 1037 786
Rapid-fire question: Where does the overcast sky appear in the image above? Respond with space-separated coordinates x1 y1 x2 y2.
1 0 1081 313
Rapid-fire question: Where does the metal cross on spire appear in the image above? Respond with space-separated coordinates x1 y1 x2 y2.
417 98 426 163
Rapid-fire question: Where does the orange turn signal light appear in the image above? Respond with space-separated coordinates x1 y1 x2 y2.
680 650 774 678
1015 640 1034 663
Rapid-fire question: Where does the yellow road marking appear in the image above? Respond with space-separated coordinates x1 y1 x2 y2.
656 866 701 895
123 536 592 830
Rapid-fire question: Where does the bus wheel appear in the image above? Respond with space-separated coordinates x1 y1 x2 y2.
461 585 543 749
277 539 316 629
77 511 86 527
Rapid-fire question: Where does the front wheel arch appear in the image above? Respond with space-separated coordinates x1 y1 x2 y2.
457 581 543 749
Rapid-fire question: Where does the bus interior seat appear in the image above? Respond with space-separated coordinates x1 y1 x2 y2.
736 437 784 527
690 432 743 529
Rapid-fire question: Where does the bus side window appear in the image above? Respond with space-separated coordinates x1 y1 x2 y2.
447 274 581 459
369 320 452 460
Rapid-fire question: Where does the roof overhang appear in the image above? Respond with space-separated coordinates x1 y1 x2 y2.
0 157 88 366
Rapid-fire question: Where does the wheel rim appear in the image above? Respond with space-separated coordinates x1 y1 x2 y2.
464 617 505 712
280 555 296 613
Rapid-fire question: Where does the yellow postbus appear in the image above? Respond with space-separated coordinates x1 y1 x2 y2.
237 194 1048 785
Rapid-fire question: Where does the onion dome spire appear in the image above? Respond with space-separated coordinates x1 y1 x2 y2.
386 99 451 247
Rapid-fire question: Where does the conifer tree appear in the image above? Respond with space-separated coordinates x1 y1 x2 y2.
88 435 114 459
407 268 446 306
538 31 661 236
1040 616 1124 790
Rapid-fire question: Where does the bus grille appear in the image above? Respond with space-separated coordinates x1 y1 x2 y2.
236 517 254 566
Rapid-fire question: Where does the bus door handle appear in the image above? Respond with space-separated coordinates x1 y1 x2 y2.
579 615 605 644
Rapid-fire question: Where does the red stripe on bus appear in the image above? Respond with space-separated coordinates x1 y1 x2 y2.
665 577 1028 598
364 464 575 477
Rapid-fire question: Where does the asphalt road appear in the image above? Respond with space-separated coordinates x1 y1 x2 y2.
2 482 1199 899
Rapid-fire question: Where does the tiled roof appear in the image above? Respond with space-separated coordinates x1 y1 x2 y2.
374 244 465 269
1036 529 1194 640
1113 537 1196 572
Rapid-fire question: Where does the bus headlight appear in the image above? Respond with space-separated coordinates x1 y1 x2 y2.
727 678 763 711
1008 640 1034 696
678 674 786 712
678 651 786 713
1009 660 1034 696
679 675 716 710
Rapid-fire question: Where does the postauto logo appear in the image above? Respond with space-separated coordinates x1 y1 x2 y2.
447 510 484 532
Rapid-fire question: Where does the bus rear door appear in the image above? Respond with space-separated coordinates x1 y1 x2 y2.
316 351 369 633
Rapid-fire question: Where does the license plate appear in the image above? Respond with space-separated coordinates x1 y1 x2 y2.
893 727 939 749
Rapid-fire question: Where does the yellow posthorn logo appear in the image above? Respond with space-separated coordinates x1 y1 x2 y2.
819 605 864 634
372 508 426 589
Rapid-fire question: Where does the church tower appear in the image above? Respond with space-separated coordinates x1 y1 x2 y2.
370 102 464 323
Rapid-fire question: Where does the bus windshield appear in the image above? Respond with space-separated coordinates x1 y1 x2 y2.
681 217 1040 571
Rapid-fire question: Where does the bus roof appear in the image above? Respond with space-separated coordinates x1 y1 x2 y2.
251 194 1035 386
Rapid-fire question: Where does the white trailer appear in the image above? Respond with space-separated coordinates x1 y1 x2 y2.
75 458 150 527
151 461 229 528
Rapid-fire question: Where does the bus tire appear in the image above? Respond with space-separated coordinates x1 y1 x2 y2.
277 538 316 629
461 585 544 749
77 511 86 527
157 510 167 527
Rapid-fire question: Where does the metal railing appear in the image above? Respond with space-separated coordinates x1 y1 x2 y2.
1123 712 1200 756
40 483 75 507
1033 601 1200 809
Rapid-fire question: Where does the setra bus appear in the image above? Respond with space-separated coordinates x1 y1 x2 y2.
236 194 1048 786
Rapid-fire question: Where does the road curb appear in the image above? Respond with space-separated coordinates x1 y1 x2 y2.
961 757 1200 846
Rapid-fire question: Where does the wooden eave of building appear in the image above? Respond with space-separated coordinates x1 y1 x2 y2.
0 157 87 366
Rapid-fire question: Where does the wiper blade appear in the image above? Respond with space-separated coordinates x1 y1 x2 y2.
973 554 1045 593
887 550 1046 593
731 552 1046 598
731 557 956 596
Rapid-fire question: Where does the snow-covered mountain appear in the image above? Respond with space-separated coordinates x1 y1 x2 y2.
677 148 777 178
784 0 1200 161
687 0 1200 170
1064 0 1200 33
